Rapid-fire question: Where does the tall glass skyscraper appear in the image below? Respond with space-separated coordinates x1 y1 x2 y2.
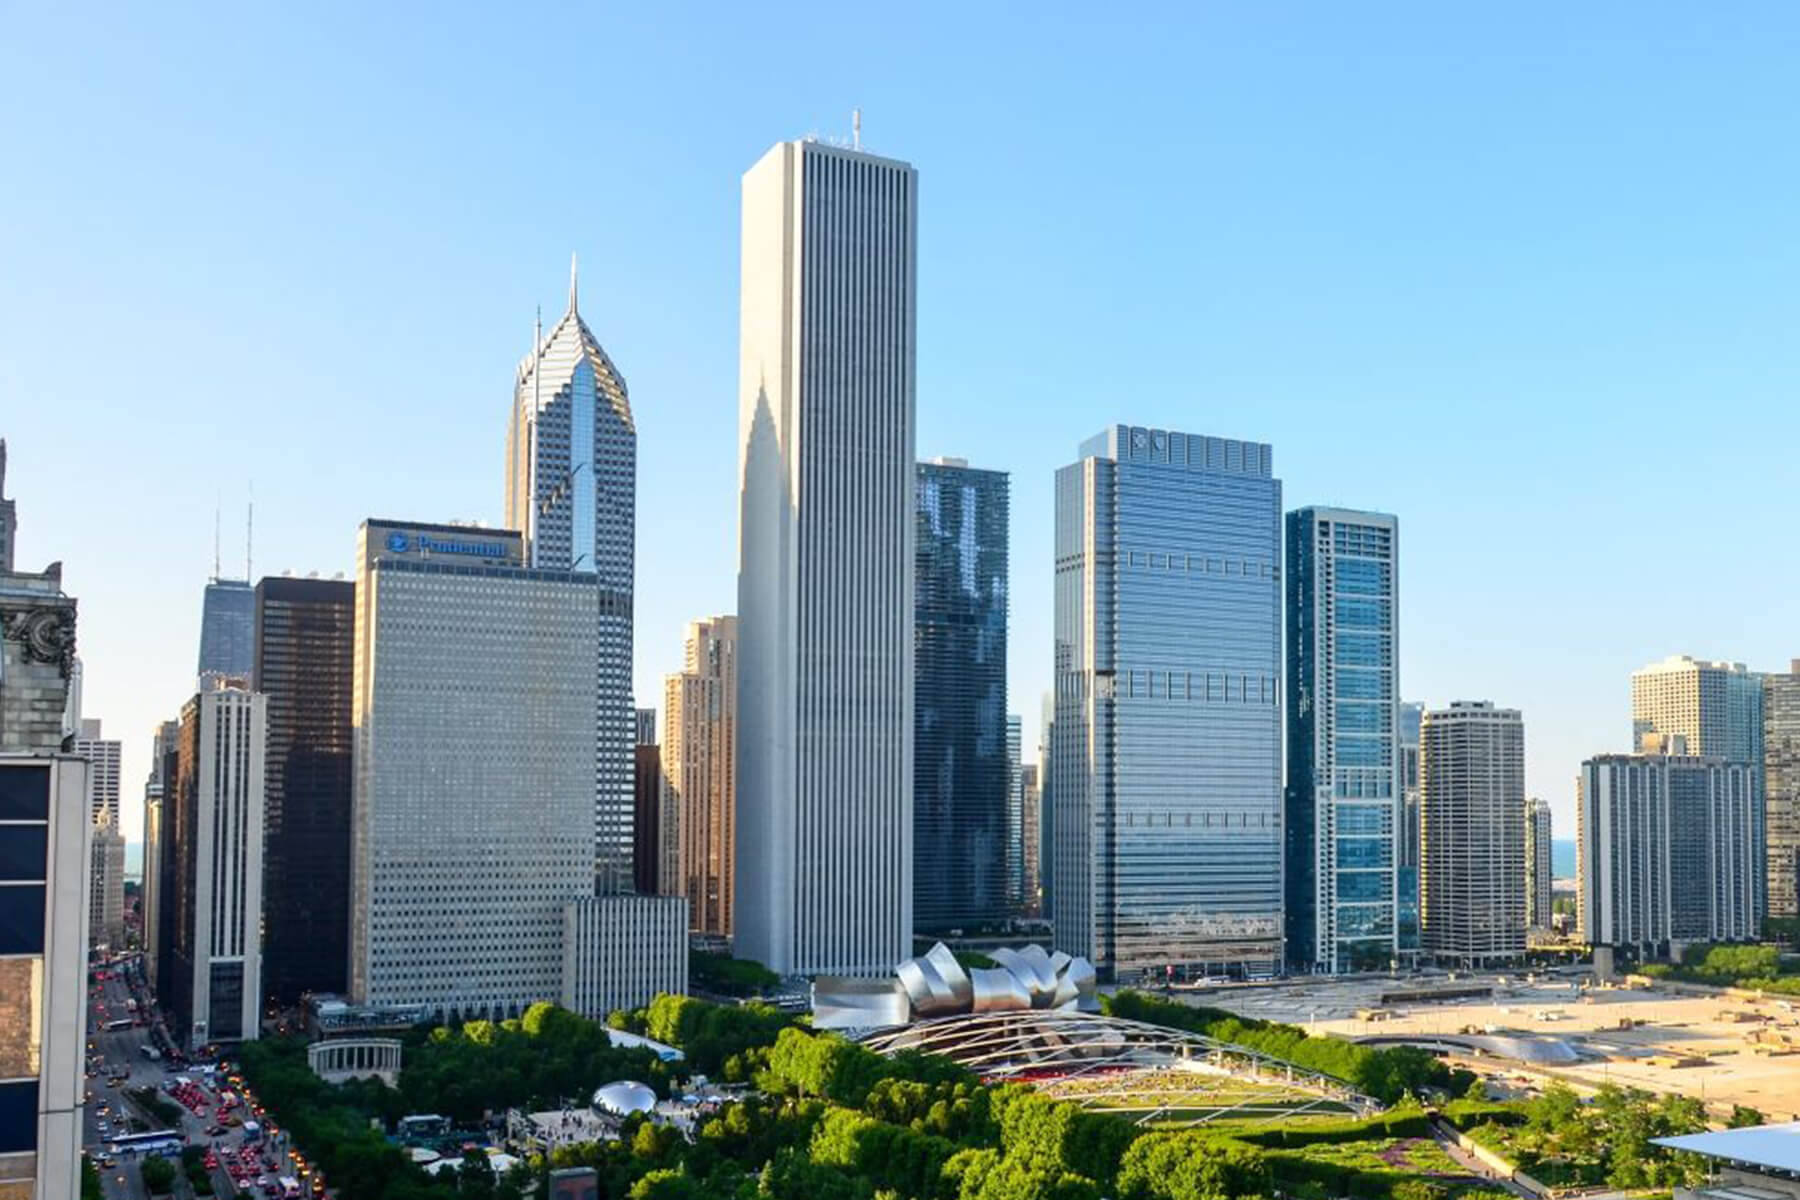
506 261 637 894
913 459 1009 933
736 137 918 976
1052 425 1283 981
253 576 354 1004
197 578 255 679
1397 700 1423 955
1285 507 1400 974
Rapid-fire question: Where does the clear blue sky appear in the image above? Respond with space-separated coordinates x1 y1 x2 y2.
5 4 1798 846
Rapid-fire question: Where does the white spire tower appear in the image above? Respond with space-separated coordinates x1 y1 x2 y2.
506 261 638 893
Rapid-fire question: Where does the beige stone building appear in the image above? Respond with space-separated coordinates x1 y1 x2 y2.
663 616 737 939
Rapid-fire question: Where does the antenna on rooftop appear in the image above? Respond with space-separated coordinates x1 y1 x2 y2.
246 482 254 582
213 498 222 582
853 108 862 150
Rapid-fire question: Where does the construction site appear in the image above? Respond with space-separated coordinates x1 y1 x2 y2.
1178 970 1800 1120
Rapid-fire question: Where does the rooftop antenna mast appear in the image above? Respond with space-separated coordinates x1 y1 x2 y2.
853 108 862 150
245 482 254 582
212 497 222 582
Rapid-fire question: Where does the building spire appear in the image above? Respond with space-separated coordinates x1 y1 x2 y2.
568 252 579 314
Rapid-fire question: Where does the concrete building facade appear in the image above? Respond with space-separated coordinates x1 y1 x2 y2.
0 452 88 1200
349 520 595 1019
1526 797 1553 932
1765 663 1800 924
1420 701 1526 966
72 719 119 827
664 617 737 938
735 137 918 976
0 756 89 1200
168 687 266 1050
1577 751 1760 956
561 894 689 1018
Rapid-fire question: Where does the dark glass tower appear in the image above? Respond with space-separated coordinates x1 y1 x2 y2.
198 578 255 679
252 577 353 1004
913 459 1009 933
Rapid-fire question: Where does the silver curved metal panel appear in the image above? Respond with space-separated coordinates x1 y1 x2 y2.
923 942 973 1009
814 941 1099 1027
969 967 1032 1013
812 977 910 1030
991 945 1057 1005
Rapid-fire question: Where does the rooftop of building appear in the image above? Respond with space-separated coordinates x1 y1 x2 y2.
1634 653 1754 675
1655 1123 1800 1175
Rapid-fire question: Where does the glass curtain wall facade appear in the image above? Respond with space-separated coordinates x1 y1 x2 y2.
1052 425 1283 981
913 459 1009 933
197 579 255 679
252 577 354 1005
506 264 637 895
1284 508 1399 974
1397 701 1423 955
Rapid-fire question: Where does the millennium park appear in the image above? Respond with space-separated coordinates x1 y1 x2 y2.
78 942 1738 1200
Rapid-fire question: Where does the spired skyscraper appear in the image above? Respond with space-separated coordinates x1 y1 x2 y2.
913 458 1009 933
1052 425 1284 981
507 259 637 893
1285 507 1400 975
736 135 918 976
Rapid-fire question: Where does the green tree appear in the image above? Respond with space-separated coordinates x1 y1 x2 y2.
1729 1105 1767 1128
140 1155 176 1196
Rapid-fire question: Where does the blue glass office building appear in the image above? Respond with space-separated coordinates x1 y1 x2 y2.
1285 508 1400 974
1052 426 1283 980
914 459 1010 932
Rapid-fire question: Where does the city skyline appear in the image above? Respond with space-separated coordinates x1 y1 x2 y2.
12 8 1800 848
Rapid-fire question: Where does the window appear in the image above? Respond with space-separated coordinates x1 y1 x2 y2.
1337 872 1388 902
0 768 47 821
1336 559 1385 596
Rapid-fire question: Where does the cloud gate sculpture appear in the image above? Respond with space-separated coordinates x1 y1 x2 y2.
813 942 1098 1030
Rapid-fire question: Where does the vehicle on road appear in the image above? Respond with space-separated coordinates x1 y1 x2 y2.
108 1129 184 1157
140 1044 161 1060
104 1018 133 1032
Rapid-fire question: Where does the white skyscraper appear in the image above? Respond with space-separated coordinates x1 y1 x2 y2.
170 687 266 1049
73 718 120 827
75 718 125 951
506 261 637 894
736 135 918 976
350 521 596 1017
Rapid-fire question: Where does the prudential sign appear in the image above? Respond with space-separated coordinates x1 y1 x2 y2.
383 530 507 559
